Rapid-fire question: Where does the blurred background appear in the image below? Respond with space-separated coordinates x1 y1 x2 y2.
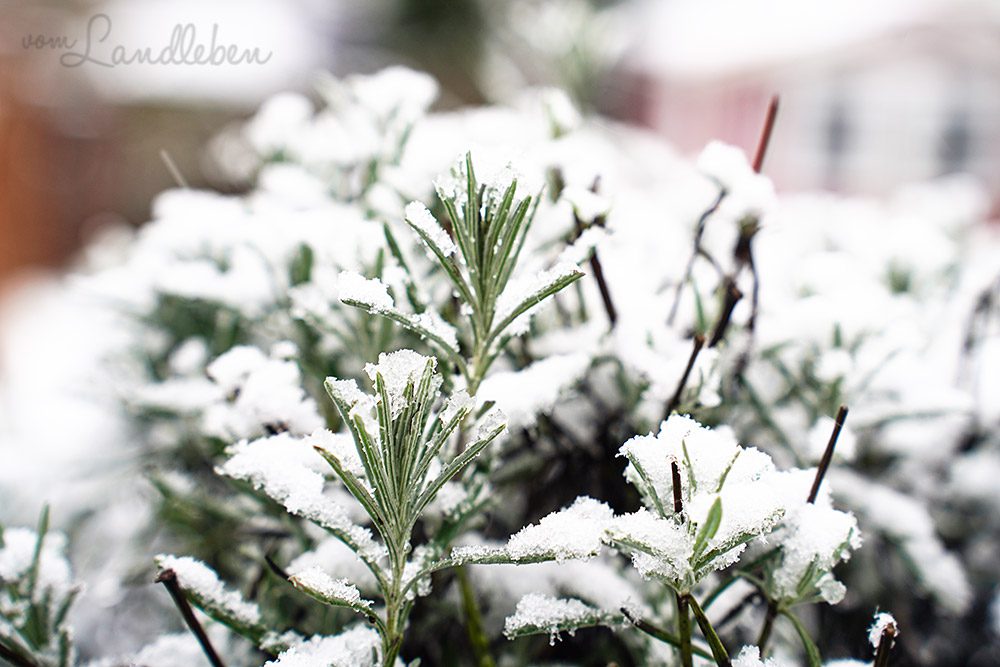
1 0 999 298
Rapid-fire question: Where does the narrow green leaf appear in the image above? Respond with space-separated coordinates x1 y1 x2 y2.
692 497 723 559
780 610 822 667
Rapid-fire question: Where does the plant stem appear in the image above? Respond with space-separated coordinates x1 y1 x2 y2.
688 595 731 667
708 279 743 348
757 601 778 654
456 565 496 667
872 625 897 667
619 607 713 660
156 569 226 667
665 334 706 418
676 592 693 667
751 96 780 174
807 405 849 503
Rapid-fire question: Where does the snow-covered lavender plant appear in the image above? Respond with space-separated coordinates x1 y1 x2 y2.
338 151 584 394
440 414 864 667
0 508 82 667
149 152 588 666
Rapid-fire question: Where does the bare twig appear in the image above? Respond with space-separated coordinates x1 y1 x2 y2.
667 188 726 326
708 279 743 348
572 177 617 328
752 96 780 174
156 569 227 667
665 334 706 418
808 405 849 504
872 621 898 667
671 460 684 515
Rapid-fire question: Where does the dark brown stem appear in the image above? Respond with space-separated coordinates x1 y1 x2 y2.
671 460 684 515
873 623 898 667
807 405 849 504
0 641 39 667
156 569 227 667
752 96 780 174
572 178 617 328
264 554 290 581
665 334 706 418
708 279 743 348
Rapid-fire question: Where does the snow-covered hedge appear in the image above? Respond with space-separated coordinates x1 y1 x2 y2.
1 67 999 667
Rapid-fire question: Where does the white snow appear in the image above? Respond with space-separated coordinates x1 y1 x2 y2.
155 555 261 626
405 201 456 257
337 272 395 312
289 567 371 608
868 611 898 649
504 593 597 643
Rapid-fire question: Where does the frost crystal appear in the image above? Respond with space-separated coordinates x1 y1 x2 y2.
405 201 456 257
155 555 261 626
337 271 394 311
868 611 898 649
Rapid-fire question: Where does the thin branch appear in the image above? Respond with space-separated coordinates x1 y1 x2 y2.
708 279 743 348
159 149 190 189
872 623 898 667
619 607 712 660
671 460 684 515
456 565 496 667
156 569 227 667
264 554 290 581
667 188 726 326
665 334 706 418
572 178 617 328
807 405 849 504
752 96 780 174
756 601 778 653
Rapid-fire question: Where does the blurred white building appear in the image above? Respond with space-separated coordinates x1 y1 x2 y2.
621 0 1000 209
